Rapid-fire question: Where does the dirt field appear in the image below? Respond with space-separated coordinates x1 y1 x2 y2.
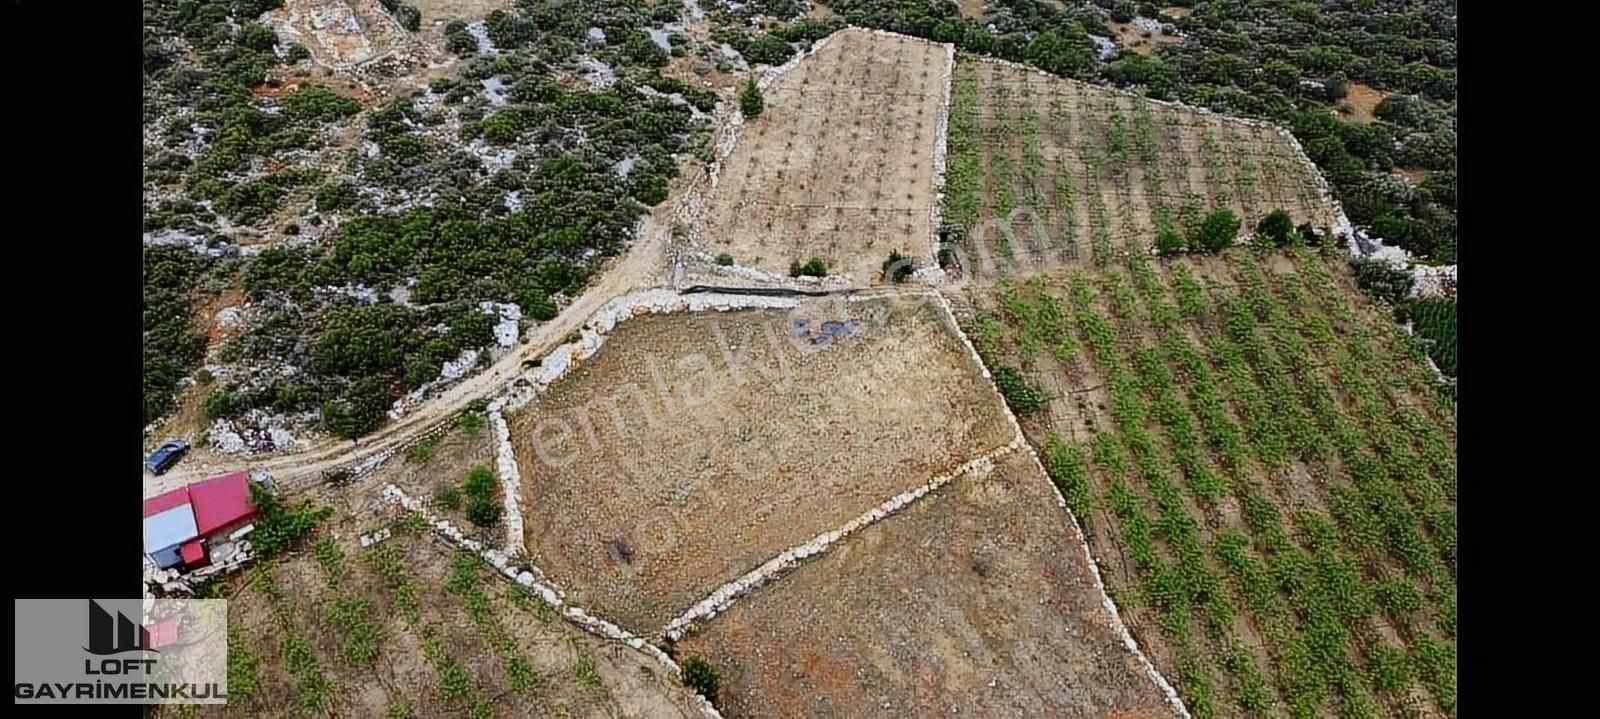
1109 20 1181 57
1395 166 1434 185
957 0 984 19
943 57 1340 279
674 450 1179 718
504 296 1014 634
1336 82 1387 124
697 29 948 283
166 485 703 718
265 0 414 69
378 421 504 545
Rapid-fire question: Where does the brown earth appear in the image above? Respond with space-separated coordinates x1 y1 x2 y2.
1335 82 1387 124
505 297 1014 634
379 422 503 546
673 451 1180 719
1395 166 1433 185
1109 20 1181 57
265 0 412 69
162 482 703 718
697 28 947 283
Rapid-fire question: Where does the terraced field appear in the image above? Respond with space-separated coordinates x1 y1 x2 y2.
942 57 1341 276
163 489 703 718
950 55 1457 719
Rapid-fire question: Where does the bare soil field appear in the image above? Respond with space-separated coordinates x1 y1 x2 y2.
697 29 948 283
1109 21 1182 57
164 485 703 718
505 296 1014 634
1336 82 1387 124
673 450 1179 719
1395 166 1434 185
412 0 511 41
265 0 414 69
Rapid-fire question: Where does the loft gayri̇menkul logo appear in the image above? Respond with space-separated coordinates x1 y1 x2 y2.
83 599 163 656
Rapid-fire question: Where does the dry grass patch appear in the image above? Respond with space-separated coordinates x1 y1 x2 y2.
673 451 1180 719
505 296 1013 633
697 28 948 283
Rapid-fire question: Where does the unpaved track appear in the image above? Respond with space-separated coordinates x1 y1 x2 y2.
143 207 673 499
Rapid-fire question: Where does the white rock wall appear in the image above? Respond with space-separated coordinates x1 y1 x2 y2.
488 407 527 556
928 41 956 268
663 442 1019 641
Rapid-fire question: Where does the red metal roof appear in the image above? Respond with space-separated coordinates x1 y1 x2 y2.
188 472 256 536
142 487 191 518
146 617 180 650
180 539 207 566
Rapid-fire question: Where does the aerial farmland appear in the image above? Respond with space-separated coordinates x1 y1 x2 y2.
141 1 1457 717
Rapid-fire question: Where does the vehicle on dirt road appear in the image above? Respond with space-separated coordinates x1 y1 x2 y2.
145 439 190 475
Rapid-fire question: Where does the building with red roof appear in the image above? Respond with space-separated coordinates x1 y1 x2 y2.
188 471 256 537
142 472 259 572
143 488 197 570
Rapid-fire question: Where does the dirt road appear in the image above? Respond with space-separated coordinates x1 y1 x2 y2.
143 198 676 499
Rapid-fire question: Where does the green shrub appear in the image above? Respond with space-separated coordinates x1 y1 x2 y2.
248 484 332 560
436 486 462 510
992 365 1046 414
464 465 495 500
205 387 245 420
394 4 421 31
466 498 501 527
1350 259 1415 305
1256 209 1295 247
283 86 360 123
739 79 764 118
1155 223 1185 256
715 253 734 266
882 250 914 282
789 257 828 278
321 377 394 439
681 656 719 703
1191 208 1241 253
519 290 558 322
1410 298 1456 376
407 438 435 463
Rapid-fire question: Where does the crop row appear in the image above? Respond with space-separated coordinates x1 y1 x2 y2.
1212 251 1456 714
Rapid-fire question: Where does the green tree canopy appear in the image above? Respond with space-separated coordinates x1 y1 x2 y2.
1192 209 1241 254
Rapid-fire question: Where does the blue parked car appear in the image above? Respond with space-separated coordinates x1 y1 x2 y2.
145 439 190 475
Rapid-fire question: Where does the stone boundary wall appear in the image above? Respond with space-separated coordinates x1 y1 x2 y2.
381 484 725 719
662 440 1021 641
